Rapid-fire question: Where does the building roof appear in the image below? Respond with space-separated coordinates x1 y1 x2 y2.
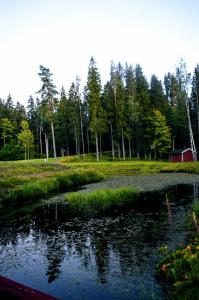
170 148 192 155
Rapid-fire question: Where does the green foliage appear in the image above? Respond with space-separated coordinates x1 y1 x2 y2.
0 141 23 160
18 120 34 160
157 242 199 299
64 187 138 217
0 117 14 146
1 60 199 160
145 109 171 153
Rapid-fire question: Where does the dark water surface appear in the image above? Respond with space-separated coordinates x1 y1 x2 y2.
0 184 199 300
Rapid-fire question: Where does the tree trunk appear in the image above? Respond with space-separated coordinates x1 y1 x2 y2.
117 143 121 159
186 95 197 161
99 133 102 159
87 127 90 154
194 84 199 136
154 148 157 159
39 125 43 155
95 133 99 161
144 151 147 160
45 133 49 162
75 126 78 155
128 138 131 159
36 123 40 153
61 148 64 157
51 121 56 158
110 122 115 159
79 101 85 155
25 147 27 160
121 128 125 160
148 151 151 160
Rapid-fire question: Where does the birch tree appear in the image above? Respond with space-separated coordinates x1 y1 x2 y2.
176 59 197 160
18 120 34 160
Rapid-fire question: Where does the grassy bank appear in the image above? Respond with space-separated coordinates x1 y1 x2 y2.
64 187 138 217
157 204 199 299
1 157 199 204
1 169 104 205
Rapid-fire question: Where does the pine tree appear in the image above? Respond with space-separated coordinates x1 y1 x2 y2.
135 64 151 158
86 57 106 161
124 64 138 158
150 75 167 113
37 65 58 158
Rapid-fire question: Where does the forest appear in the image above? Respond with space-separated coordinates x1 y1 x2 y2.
0 57 199 161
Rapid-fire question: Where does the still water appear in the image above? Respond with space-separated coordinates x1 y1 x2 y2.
0 184 199 300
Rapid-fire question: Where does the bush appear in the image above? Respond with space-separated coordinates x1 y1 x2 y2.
0 141 24 160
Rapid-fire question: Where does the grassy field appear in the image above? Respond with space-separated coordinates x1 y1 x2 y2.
0 155 199 204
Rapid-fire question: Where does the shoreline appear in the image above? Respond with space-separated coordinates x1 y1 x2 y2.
82 173 199 193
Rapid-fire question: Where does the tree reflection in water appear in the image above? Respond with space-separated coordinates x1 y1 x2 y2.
0 184 198 300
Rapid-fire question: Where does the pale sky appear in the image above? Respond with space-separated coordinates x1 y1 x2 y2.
0 0 198 106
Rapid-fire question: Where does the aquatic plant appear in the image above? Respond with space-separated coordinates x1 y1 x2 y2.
5 170 104 204
157 241 199 299
64 187 138 217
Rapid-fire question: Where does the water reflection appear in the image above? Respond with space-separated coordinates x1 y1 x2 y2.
0 184 198 300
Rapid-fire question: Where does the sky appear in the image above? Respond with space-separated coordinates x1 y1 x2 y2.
0 0 199 106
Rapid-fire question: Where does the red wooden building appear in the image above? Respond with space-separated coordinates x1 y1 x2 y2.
169 148 195 163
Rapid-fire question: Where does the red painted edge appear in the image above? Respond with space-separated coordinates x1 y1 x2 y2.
0 275 60 300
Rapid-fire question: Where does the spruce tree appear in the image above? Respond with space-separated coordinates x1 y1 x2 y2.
86 57 106 161
37 65 58 158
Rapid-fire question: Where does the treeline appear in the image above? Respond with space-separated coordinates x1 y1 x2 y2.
0 57 199 161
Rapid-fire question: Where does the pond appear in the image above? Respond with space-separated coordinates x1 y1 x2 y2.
0 183 199 300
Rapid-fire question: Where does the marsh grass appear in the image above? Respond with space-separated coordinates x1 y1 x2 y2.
4 170 104 204
64 187 138 217
193 201 199 219
157 202 199 300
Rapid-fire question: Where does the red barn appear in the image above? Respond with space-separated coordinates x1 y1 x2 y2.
170 148 195 162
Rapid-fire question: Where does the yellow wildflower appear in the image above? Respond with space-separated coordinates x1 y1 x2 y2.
161 264 168 271
185 245 192 251
174 281 183 287
196 245 199 250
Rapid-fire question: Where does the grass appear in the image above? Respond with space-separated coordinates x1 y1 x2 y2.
64 187 138 217
2 169 104 204
0 156 199 204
